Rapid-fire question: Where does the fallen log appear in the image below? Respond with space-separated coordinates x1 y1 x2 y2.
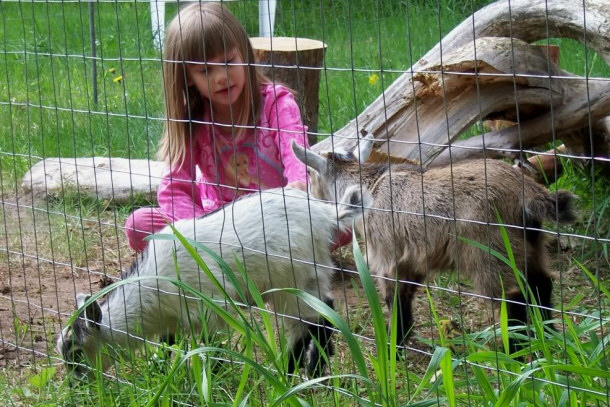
361 37 610 165
312 0 610 172
20 157 163 204
430 81 610 166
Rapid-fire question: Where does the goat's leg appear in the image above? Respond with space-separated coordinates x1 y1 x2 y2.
287 334 307 374
384 273 420 347
306 298 335 377
286 298 335 378
506 259 554 353
160 333 176 346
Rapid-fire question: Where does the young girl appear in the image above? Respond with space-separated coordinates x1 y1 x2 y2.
125 2 310 252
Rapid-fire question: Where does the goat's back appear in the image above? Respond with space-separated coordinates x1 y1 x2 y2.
365 159 564 297
133 188 337 305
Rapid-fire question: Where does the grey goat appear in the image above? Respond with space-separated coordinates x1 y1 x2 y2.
57 187 369 378
292 137 577 352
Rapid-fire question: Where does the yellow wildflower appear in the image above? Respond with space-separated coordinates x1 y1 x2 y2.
368 73 379 86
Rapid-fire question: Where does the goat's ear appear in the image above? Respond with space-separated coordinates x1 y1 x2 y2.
353 134 375 164
76 293 102 327
291 140 327 173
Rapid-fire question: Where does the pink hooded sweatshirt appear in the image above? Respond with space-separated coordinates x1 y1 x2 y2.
157 83 310 220
125 84 312 252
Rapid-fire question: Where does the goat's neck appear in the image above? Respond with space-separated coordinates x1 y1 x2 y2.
97 284 146 347
340 165 387 190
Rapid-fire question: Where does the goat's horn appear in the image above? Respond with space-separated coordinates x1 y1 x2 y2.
354 133 374 163
291 140 327 173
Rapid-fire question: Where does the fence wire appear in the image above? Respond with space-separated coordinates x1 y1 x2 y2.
1 0 609 405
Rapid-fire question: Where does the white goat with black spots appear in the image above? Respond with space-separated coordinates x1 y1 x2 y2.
57 187 369 378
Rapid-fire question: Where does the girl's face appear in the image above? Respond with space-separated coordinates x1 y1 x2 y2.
186 47 246 119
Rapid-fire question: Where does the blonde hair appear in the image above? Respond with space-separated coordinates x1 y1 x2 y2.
158 2 268 167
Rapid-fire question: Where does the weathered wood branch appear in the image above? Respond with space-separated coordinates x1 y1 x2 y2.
358 37 608 163
430 81 610 166
412 37 571 97
21 158 163 203
380 83 558 161
312 0 610 169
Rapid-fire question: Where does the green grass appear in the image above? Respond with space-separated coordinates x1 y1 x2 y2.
5 228 608 406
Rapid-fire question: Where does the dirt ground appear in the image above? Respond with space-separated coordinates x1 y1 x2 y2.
0 191 607 374
0 192 135 369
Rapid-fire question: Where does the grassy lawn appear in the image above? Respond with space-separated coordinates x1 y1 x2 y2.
1 0 609 405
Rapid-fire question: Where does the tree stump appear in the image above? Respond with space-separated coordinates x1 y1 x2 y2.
250 37 327 146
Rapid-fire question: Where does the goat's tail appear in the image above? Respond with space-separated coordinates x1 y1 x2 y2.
335 185 372 231
546 190 578 225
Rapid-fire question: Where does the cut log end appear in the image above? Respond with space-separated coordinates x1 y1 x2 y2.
251 37 327 146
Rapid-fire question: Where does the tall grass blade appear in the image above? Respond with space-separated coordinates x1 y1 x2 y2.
351 229 394 403
265 288 369 379
439 348 456 407
233 339 254 407
470 364 498 403
272 374 374 407
148 231 280 359
574 258 610 299
147 232 249 304
233 256 278 356
499 286 510 355
494 368 537 407
145 346 307 407
409 346 449 401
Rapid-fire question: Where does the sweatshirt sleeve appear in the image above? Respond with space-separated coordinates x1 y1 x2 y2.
157 135 207 220
267 86 310 184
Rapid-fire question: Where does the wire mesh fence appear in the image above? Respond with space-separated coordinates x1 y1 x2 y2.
1 0 609 405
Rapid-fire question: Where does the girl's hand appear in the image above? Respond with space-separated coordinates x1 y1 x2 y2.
285 181 308 192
